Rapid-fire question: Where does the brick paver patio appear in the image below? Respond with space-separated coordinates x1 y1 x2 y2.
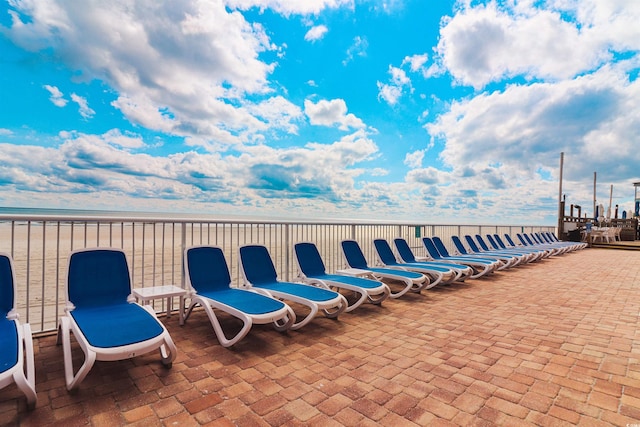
2 247 640 426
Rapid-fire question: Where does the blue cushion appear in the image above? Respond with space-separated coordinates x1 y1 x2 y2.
368 267 423 279
312 274 382 289
0 256 14 317
71 303 164 348
341 241 369 269
240 246 279 285
0 318 18 374
198 289 285 315
68 250 131 308
186 247 232 293
294 243 327 277
256 282 339 302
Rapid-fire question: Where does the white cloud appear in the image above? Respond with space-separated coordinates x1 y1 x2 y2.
404 150 424 169
377 65 411 106
425 62 640 211
5 0 286 145
406 167 441 185
343 36 368 65
43 85 67 107
225 0 354 16
402 53 428 73
434 1 640 89
70 93 95 119
304 98 365 130
245 96 304 134
304 25 328 42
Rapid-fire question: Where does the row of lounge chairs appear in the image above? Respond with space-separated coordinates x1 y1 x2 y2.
1 231 583 404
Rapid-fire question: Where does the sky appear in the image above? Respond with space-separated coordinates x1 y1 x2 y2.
1 0 639 225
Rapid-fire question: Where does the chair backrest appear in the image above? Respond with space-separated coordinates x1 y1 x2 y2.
504 234 517 247
451 236 469 255
0 253 16 318
523 234 535 245
493 235 507 249
340 240 369 269
432 237 452 257
294 242 327 277
464 235 481 253
393 239 418 263
516 234 528 246
373 239 399 266
239 245 279 285
185 246 231 293
421 238 443 260
475 235 491 251
67 249 131 308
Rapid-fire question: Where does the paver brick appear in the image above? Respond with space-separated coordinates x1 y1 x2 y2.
7 248 640 425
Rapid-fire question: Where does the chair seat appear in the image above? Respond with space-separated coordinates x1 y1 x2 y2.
256 282 339 302
0 319 18 374
368 267 423 279
71 303 164 348
198 289 286 315
314 274 382 289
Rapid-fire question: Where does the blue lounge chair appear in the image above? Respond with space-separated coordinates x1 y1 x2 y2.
57 248 177 390
294 242 390 312
372 239 457 288
184 246 295 347
492 234 544 261
239 245 347 330
340 240 428 298
393 238 473 281
517 233 563 256
487 234 544 262
422 237 498 279
450 235 518 270
465 235 523 268
545 232 587 251
503 234 551 259
0 253 37 406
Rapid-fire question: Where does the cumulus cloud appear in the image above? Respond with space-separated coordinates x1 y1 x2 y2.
304 98 365 130
3 0 293 146
43 85 67 107
377 65 411 105
0 128 382 215
304 25 328 42
70 93 95 119
423 62 640 214
225 0 354 16
434 1 640 89
402 54 428 73
404 150 424 169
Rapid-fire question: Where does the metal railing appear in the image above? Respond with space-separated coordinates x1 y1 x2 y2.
0 212 553 334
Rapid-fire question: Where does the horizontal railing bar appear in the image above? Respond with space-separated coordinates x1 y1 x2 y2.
0 213 554 335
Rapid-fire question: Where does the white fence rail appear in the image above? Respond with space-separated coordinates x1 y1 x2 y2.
0 213 554 334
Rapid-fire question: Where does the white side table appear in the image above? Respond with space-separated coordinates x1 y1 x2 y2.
336 268 372 277
132 285 187 325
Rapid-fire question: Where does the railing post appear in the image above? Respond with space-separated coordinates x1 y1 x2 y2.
181 223 186 289
285 223 290 282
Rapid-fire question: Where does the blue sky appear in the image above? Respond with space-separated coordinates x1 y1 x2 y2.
1 0 639 224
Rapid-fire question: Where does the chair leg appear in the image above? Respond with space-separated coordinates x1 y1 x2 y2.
14 323 37 407
273 306 296 331
197 300 253 347
322 294 348 318
57 317 97 391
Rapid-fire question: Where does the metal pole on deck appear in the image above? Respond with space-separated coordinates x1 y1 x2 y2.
593 172 597 219
557 152 564 236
